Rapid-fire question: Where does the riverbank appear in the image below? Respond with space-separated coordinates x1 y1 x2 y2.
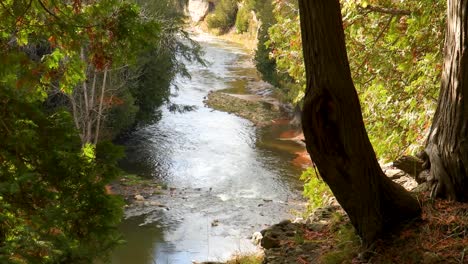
204 90 286 127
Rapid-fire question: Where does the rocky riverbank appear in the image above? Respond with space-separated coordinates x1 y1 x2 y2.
203 90 288 127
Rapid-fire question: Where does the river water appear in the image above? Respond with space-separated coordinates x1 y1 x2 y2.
111 33 306 264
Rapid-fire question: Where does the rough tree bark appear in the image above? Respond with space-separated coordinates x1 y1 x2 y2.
298 1 421 243
425 0 468 201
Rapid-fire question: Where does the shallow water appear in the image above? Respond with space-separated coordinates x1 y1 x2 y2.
111 33 306 264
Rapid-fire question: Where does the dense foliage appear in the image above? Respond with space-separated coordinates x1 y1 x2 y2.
0 0 197 262
207 0 239 33
300 168 332 212
0 91 124 263
265 0 445 160
129 0 204 126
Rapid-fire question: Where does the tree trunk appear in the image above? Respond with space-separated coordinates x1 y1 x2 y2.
86 70 97 143
425 0 468 201
94 67 108 145
298 0 421 243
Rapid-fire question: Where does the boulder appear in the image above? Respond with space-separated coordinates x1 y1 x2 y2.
251 231 263 245
261 233 281 249
188 0 210 22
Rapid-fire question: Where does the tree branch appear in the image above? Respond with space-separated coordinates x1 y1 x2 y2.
362 5 411 16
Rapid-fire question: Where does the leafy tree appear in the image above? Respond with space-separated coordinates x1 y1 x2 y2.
343 0 445 160
207 0 239 33
267 0 445 160
267 0 304 104
0 87 124 263
298 0 421 244
0 0 147 262
130 0 205 125
235 3 252 33
253 0 282 87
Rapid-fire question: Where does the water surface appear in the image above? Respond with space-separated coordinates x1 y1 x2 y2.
111 33 305 264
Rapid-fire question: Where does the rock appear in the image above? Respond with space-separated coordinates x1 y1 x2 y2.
307 206 336 223
211 219 219 227
418 170 430 183
261 234 281 249
188 0 210 22
385 169 406 179
251 231 263 245
393 175 418 191
292 217 305 224
393 155 425 179
412 182 430 193
307 222 326 232
134 194 145 201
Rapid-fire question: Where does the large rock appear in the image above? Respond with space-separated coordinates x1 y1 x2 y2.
188 0 210 22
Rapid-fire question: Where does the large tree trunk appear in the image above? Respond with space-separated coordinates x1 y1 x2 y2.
425 0 468 202
298 1 421 243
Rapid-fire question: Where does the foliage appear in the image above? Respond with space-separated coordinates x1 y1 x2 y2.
300 167 333 212
207 0 239 33
235 4 252 33
105 88 139 138
265 0 445 161
252 0 281 87
343 0 445 160
124 0 204 126
267 0 304 104
0 87 124 263
0 0 163 262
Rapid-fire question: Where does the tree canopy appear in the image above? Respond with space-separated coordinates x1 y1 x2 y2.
0 0 199 262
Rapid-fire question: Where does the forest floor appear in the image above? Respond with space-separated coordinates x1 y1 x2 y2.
254 192 468 264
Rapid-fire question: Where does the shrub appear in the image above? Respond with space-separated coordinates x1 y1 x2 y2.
300 167 333 212
206 0 238 33
235 5 251 33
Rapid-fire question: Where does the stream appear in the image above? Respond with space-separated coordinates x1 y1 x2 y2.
110 33 306 264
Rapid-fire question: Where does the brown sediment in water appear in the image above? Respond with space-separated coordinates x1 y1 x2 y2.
277 130 312 168
292 150 312 168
